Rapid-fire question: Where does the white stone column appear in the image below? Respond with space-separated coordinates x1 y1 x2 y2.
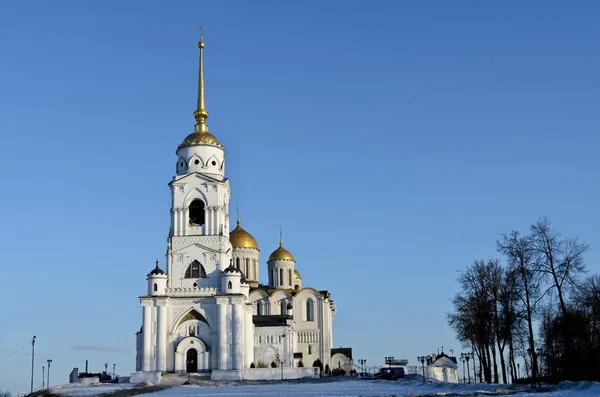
142 302 152 372
182 208 188 235
232 300 243 369
156 301 167 372
244 304 253 368
217 298 227 369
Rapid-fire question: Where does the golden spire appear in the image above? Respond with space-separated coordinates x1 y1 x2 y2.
194 25 209 132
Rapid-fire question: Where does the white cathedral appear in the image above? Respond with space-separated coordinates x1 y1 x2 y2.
133 35 344 381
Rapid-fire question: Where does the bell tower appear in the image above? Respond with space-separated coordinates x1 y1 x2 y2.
166 31 232 290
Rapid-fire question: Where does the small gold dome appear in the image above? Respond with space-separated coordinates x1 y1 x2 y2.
229 219 259 250
268 241 295 262
179 131 223 149
294 269 302 279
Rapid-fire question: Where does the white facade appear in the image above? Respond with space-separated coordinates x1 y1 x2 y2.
134 35 337 380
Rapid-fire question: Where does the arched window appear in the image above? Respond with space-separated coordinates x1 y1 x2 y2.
188 199 205 226
257 301 262 315
245 258 249 278
228 281 232 290
236 258 240 270
288 269 292 286
306 298 314 321
279 269 283 286
153 283 158 292
184 260 207 278
272 269 276 287
280 300 287 314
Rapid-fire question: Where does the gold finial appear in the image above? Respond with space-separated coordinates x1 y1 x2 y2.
194 25 209 132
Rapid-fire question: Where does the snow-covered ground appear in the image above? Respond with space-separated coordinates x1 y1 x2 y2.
50 379 600 397
50 382 135 396
137 379 600 397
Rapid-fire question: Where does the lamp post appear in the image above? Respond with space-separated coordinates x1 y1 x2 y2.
358 359 366 374
517 363 520 379
42 366 45 388
30 335 36 393
460 356 465 383
461 353 471 383
384 356 394 368
47 359 52 387
104 362 108 375
113 364 116 379
417 356 427 383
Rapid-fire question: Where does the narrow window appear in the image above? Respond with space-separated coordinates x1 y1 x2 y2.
306 299 314 321
153 283 158 292
288 269 292 286
185 260 206 278
279 269 283 286
308 345 312 355
236 257 240 270
272 269 276 287
188 199 205 225
228 281 232 290
245 258 249 278
280 300 286 314
257 301 262 315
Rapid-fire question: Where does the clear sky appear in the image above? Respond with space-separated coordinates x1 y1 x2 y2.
1 0 599 394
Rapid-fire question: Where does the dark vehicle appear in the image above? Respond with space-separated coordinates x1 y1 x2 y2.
373 367 405 380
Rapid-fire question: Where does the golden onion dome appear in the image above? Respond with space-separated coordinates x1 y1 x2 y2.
179 131 223 149
229 219 259 250
294 269 302 279
268 241 295 262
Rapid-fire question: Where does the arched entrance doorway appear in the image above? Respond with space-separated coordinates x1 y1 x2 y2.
186 348 198 373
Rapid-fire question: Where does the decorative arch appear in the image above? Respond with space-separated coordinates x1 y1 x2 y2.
184 260 207 278
174 336 210 373
171 308 213 335
175 309 210 330
306 298 315 321
188 153 204 167
204 154 220 169
183 187 209 208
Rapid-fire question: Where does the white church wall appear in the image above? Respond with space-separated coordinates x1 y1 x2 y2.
241 367 319 380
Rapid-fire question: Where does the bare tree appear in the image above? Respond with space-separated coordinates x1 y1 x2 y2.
0 390 11 397
498 230 540 382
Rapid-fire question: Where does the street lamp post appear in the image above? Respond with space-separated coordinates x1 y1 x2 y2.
104 362 108 375
460 356 465 383
517 363 520 379
113 364 116 379
42 366 45 388
384 356 394 368
461 353 471 383
30 335 36 393
417 356 427 383
358 359 366 374
47 359 52 387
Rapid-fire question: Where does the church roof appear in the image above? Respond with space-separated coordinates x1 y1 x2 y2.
268 241 295 262
229 219 259 250
252 315 292 327
148 260 165 276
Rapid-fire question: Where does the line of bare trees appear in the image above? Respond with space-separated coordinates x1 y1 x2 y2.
447 217 596 383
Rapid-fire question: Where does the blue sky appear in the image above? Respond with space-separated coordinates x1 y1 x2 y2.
1 0 599 393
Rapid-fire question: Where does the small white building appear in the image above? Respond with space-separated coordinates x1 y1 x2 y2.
132 34 342 382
